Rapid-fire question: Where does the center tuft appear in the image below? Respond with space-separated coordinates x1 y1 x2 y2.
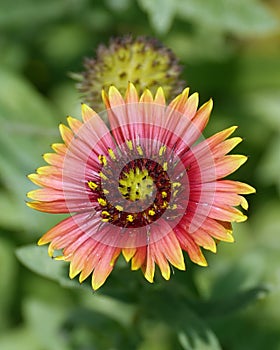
86 145 184 230
118 167 155 202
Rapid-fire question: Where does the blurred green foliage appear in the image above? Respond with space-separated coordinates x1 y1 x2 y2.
1 0 280 349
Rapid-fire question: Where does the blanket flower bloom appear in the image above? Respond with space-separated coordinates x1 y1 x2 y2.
27 83 255 290
73 36 184 111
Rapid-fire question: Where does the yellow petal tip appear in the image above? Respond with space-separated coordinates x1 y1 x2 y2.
37 238 46 246
81 103 93 114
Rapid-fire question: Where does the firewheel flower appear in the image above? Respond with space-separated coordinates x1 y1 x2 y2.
72 36 184 111
27 83 255 290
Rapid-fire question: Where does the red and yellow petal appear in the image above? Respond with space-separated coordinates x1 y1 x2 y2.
43 153 64 167
216 180 256 194
144 230 185 283
26 200 68 213
131 246 146 271
81 103 99 122
51 143 68 155
59 124 74 146
91 247 121 290
125 82 139 103
176 228 208 266
27 173 63 190
122 247 137 262
144 245 156 283
215 155 248 179
191 229 217 253
181 92 199 120
140 88 154 103
168 88 190 114
26 83 255 290
154 87 166 106
191 99 213 133
67 116 83 134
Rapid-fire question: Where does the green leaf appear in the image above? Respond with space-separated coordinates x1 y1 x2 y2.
0 237 18 330
81 291 137 328
0 0 88 29
251 201 280 257
0 68 60 232
243 90 280 131
0 189 60 234
167 27 234 62
194 286 269 319
141 290 222 350
15 245 81 289
176 0 278 37
0 326 41 350
23 298 69 350
138 322 177 350
105 0 131 12
257 135 280 194
137 0 176 34
65 307 137 350
178 329 221 350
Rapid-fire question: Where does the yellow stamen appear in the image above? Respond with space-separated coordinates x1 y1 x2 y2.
148 209 156 216
136 145 143 155
97 198 107 206
172 182 181 188
161 191 167 198
99 172 108 180
98 154 107 166
126 140 133 150
127 214 134 222
102 211 110 216
159 145 166 156
163 162 168 171
115 205 124 211
108 148 116 160
88 181 98 190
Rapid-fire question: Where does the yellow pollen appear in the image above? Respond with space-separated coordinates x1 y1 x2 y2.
97 198 107 206
102 218 110 222
172 182 181 188
103 189 109 194
102 211 110 216
136 145 143 155
163 162 168 171
99 171 108 180
98 154 107 166
127 214 134 222
108 148 116 160
119 167 154 201
126 140 133 150
148 209 156 216
115 205 124 211
88 181 98 190
169 204 177 210
161 191 167 198
162 201 168 208
173 189 179 197
159 145 166 156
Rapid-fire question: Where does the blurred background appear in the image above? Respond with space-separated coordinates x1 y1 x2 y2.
1 0 280 349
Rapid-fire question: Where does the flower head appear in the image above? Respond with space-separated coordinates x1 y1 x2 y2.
27 83 255 290
73 36 184 111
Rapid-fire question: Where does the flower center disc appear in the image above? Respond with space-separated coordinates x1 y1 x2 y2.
92 158 173 229
118 167 155 202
